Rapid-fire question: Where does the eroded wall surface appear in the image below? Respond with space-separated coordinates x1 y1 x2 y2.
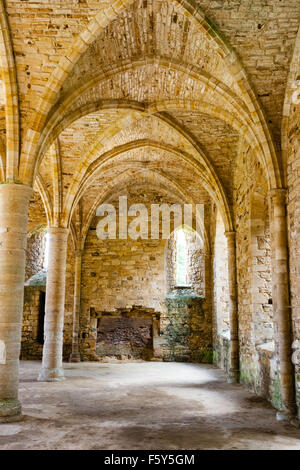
79 187 213 361
232 141 279 407
286 100 300 411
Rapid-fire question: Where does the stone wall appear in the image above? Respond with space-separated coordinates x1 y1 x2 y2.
286 98 300 414
79 188 212 362
3 0 299 420
210 142 279 407
20 287 45 360
22 232 75 361
25 229 46 282
210 206 231 370
82 228 165 315
163 288 212 363
25 190 47 282
212 208 229 336
79 213 169 360
165 228 205 296
21 190 47 359
233 140 279 407
214 330 231 374
80 188 175 359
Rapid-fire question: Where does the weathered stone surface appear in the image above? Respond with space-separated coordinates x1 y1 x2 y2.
164 289 212 363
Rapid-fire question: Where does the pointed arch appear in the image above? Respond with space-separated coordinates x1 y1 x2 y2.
29 55 279 191
35 172 53 226
19 0 279 191
282 25 300 185
64 140 227 244
0 0 19 180
79 167 209 253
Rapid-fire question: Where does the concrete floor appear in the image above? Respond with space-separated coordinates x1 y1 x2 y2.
0 361 299 450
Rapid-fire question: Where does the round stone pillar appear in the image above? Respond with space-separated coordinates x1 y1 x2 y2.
269 189 297 420
0 183 32 422
225 231 240 383
38 227 69 382
69 249 82 363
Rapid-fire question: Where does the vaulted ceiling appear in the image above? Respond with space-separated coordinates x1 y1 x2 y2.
0 0 299 240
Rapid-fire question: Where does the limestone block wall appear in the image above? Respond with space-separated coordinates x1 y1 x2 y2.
80 219 213 362
214 330 231 374
286 101 300 411
20 287 45 360
79 188 213 362
27 190 47 233
210 206 230 370
80 188 175 359
234 147 253 368
165 229 205 296
22 196 75 361
80 219 166 360
25 190 47 282
82 224 166 312
163 289 212 363
212 208 230 335
233 141 279 406
21 191 47 359
25 229 46 282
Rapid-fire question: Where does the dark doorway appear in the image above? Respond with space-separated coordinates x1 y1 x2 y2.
37 291 46 345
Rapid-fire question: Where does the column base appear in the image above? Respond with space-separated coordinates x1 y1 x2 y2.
227 368 240 384
69 353 81 363
37 367 65 382
290 418 300 429
0 399 22 423
276 409 296 422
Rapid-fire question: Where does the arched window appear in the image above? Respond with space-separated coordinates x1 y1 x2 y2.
165 226 204 294
176 229 188 286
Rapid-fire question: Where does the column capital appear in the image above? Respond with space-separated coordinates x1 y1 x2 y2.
0 182 33 198
224 230 236 240
47 226 69 237
268 188 288 204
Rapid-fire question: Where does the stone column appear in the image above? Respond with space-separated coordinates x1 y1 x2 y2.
225 231 240 383
69 249 82 362
38 227 69 382
0 183 32 422
269 189 296 420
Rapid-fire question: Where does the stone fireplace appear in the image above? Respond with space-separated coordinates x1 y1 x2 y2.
90 306 161 361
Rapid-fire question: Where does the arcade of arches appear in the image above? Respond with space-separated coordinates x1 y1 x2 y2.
0 0 300 448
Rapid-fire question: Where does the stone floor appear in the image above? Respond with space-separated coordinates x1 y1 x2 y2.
0 361 299 450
